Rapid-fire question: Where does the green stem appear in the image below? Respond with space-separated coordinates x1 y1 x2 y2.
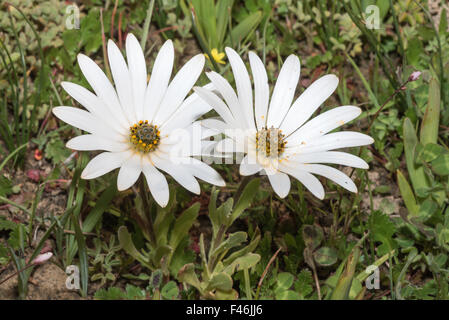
244 268 252 300
138 175 157 246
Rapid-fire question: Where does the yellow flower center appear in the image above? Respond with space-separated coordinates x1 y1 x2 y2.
256 127 287 158
129 120 160 153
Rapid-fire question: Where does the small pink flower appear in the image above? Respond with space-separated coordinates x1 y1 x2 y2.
408 71 422 82
32 252 53 265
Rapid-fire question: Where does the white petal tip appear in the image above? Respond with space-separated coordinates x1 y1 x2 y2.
117 184 128 192
156 200 169 208
277 192 288 199
80 172 90 180
65 140 74 149
126 33 137 41
77 53 87 62
52 107 63 117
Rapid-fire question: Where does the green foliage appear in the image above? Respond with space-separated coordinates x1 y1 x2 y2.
178 181 261 299
118 192 199 276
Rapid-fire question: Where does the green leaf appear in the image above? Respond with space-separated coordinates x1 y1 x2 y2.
313 247 338 267
216 0 234 47
207 272 233 292
420 78 440 146
169 202 200 250
276 272 294 290
224 253 261 275
439 8 447 35
125 284 146 300
0 175 13 197
44 138 71 163
276 290 302 300
153 244 173 267
302 225 324 251
231 178 260 225
397 170 420 217
177 263 202 292
94 287 125 300
294 269 314 298
368 211 397 255
227 10 262 45
222 228 261 266
83 183 117 232
161 281 179 300
418 143 444 163
330 247 360 300
403 118 430 193
215 288 238 300
431 153 449 176
211 231 247 258
118 226 150 268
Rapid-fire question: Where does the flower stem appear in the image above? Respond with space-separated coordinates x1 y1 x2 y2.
138 175 156 246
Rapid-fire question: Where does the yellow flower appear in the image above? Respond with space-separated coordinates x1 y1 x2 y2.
205 48 226 65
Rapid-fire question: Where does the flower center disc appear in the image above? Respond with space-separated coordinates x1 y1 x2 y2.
129 120 160 153
256 126 286 158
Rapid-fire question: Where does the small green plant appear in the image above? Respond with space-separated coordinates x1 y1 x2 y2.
177 180 261 299
118 190 199 276
88 235 122 288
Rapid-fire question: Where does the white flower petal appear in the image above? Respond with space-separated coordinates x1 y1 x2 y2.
160 83 214 133
186 158 225 187
198 118 228 132
239 155 262 176
279 163 325 199
61 82 126 135
267 54 301 128
205 71 246 128
142 161 169 207
152 155 200 194
144 40 174 122
66 134 128 152
77 54 129 127
81 151 127 179
194 86 236 126
288 106 362 142
288 151 369 169
295 163 357 193
281 74 339 136
117 154 142 191
225 47 255 130
290 131 374 153
108 39 137 124
155 54 205 124
249 51 269 130
126 33 147 120
267 171 291 198
52 106 114 137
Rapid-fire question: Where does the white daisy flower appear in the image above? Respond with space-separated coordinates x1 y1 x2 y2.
194 48 374 199
52 34 225 207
